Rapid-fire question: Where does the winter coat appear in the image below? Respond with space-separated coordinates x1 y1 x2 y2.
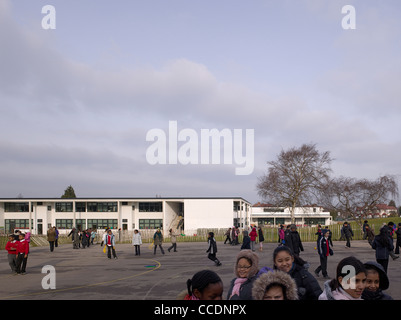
169 231 180 244
288 262 322 300
132 233 142 245
206 237 217 254
241 231 251 250
342 225 354 239
285 230 304 255
317 236 333 258
47 229 57 242
362 261 393 300
319 280 362 300
153 231 163 245
104 233 115 247
372 235 394 260
249 228 258 242
258 228 265 242
252 270 298 300
227 250 259 300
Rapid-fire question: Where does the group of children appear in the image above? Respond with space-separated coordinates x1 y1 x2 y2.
183 246 394 301
5 231 30 275
182 227 397 301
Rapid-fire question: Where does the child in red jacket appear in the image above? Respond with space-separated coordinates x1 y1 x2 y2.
16 233 29 275
5 234 18 274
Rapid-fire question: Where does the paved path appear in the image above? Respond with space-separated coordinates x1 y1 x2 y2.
0 239 400 300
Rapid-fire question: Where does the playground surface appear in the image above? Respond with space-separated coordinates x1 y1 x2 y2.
0 239 400 300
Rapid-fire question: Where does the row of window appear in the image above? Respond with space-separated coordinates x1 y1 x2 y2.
4 219 164 232
3 202 164 213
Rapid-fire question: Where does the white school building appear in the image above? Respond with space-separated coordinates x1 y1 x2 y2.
0 197 252 235
250 202 332 227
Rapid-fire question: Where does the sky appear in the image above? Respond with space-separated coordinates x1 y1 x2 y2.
0 0 400 204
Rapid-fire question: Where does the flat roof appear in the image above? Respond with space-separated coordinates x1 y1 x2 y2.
0 196 251 203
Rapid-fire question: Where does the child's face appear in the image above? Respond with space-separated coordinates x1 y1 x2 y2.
8 236 13 241
237 258 252 278
365 270 380 292
263 285 285 300
339 272 367 299
274 251 294 273
195 282 223 300
19 235 24 240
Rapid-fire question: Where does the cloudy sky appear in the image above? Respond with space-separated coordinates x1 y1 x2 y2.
0 0 400 204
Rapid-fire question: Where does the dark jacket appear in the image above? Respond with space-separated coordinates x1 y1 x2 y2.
288 262 322 300
241 231 251 250
285 230 304 255
258 228 265 242
362 261 393 300
342 225 354 238
372 235 394 260
206 237 217 254
317 236 333 258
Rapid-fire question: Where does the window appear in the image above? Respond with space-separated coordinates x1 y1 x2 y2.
76 202 86 212
87 202 117 212
263 208 285 213
5 219 33 232
56 219 73 229
87 219 118 230
55 202 73 212
139 202 163 212
4 203 29 212
139 219 163 229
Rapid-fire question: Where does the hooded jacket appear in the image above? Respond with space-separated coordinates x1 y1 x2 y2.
227 250 259 300
252 270 298 300
362 261 393 300
319 280 362 300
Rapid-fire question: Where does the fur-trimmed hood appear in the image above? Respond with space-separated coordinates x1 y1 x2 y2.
252 270 298 300
234 250 259 278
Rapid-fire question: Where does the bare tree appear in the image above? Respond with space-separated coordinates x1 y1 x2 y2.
257 143 332 223
321 175 399 225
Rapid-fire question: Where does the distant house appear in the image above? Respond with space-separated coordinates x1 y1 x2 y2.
356 203 398 218
251 202 332 226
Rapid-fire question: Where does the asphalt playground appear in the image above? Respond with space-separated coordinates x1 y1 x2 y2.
1 239 400 300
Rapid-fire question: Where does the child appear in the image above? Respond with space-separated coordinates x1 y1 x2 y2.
178 270 224 300
314 229 333 279
15 233 29 275
103 229 117 259
153 228 165 255
206 232 221 266
167 228 181 253
273 246 322 300
362 261 393 300
132 229 142 256
227 250 259 300
249 226 258 252
240 230 251 250
372 226 394 273
257 226 265 251
395 223 401 255
319 256 367 300
252 270 298 300
5 234 18 274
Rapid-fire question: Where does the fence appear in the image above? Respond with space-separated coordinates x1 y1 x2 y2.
0 221 396 250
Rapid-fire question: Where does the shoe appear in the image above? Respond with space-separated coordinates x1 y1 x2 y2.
314 271 320 277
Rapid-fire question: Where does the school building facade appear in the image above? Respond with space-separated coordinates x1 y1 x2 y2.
0 197 251 235
251 202 332 227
